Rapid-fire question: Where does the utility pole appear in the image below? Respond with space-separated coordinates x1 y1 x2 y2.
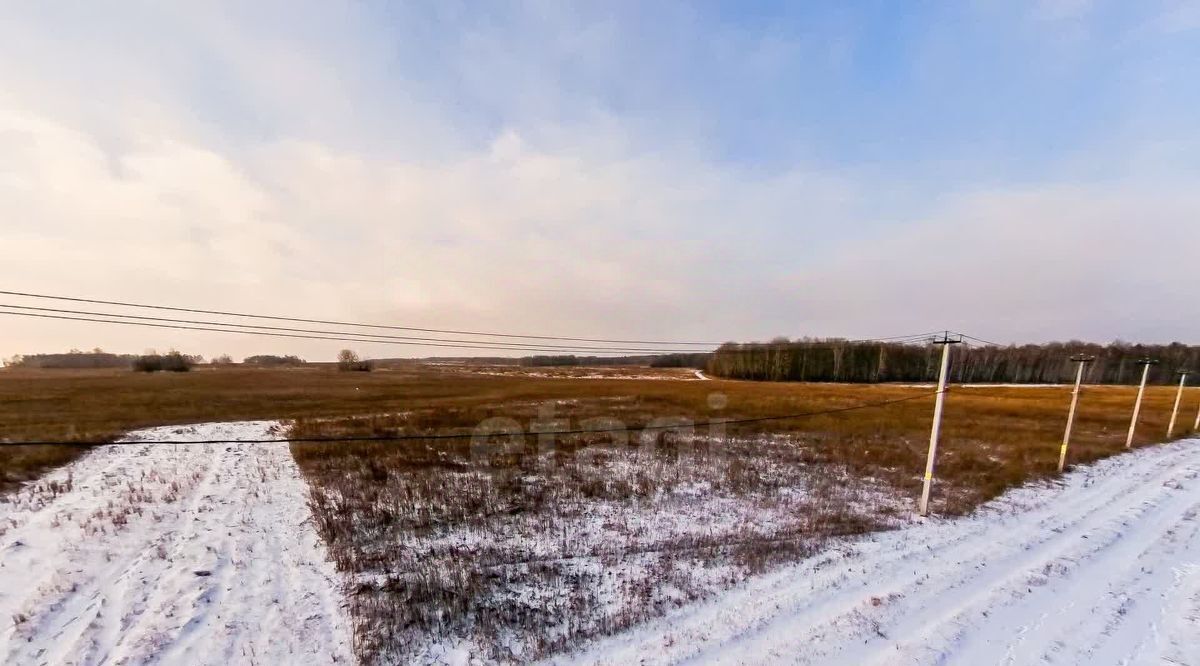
918 332 962 517
1125 359 1159 449
1195 387 1200 433
1167 370 1191 439
1058 354 1094 473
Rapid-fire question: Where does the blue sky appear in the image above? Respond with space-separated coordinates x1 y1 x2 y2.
344 1 1197 177
1 1 1198 359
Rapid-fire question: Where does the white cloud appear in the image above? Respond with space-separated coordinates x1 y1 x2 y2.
0 2 1196 360
784 183 1200 344
0 98 862 358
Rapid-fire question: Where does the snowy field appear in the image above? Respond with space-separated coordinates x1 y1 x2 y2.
562 438 1200 665
1 422 1197 665
0 421 352 665
429 364 710 381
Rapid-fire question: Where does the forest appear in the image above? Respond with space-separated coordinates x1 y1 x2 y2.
706 339 1200 385
6 349 203 369
6 350 134 369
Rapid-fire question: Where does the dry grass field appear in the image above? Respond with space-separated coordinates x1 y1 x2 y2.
1 362 1196 661
282 366 1196 661
4 362 1188 503
0 362 517 490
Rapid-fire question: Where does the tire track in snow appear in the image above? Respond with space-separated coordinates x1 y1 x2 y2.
936 476 1199 664
0 421 353 665
561 439 1200 666
845 461 1200 665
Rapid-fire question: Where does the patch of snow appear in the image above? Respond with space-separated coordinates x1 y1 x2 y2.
0 421 353 665
559 438 1200 665
436 365 707 381
957 383 1067 389
896 383 1067 389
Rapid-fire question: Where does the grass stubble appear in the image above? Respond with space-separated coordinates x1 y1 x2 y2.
0 363 1195 662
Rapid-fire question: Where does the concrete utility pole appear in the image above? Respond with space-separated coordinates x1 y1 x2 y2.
1167 370 1191 439
1195 388 1200 432
1125 359 1159 449
1058 355 1094 473
918 332 962 517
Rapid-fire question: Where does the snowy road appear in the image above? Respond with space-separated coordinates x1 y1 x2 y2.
0 421 352 665
565 438 1200 665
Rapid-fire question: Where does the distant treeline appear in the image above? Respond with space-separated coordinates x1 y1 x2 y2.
8 350 200 370
8 351 135 369
132 352 198 373
649 353 712 369
520 355 661 367
707 339 1200 385
6 350 310 370
242 354 305 366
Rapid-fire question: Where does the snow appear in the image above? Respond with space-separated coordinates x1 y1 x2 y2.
0 421 353 665
4 419 1197 665
956 383 1068 389
897 383 1068 389
560 438 1200 665
435 364 709 381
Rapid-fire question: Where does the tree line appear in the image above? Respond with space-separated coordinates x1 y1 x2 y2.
6 350 134 369
706 339 1200 385
6 349 304 369
8 349 204 370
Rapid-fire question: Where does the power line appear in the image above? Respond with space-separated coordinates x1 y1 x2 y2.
0 306 946 356
854 332 946 342
0 289 723 347
958 333 1008 347
0 310 712 355
0 289 944 351
0 391 937 447
0 304 716 354
0 308 929 356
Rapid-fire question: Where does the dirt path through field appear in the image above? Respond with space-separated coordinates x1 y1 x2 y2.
0 421 353 665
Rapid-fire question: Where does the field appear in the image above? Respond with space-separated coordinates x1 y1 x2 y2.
1 363 1196 662
566 439 1200 664
0 422 353 665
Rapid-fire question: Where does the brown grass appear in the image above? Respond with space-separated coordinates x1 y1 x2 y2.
0 363 487 490
2 363 1196 661
275 371 1194 515
1 362 1190 522
280 367 1196 662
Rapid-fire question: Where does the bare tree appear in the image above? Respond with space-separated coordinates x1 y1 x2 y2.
338 349 371 372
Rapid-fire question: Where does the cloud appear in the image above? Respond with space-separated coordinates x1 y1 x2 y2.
0 99 863 358
0 2 1197 360
785 183 1200 344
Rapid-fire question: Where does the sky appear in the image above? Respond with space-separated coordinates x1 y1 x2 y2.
1 0 1198 361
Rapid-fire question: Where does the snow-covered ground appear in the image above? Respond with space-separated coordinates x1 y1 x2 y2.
562 438 1200 665
0 421 353 665
3 421 1197 666
897 383 1068 389
432 364 710 381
